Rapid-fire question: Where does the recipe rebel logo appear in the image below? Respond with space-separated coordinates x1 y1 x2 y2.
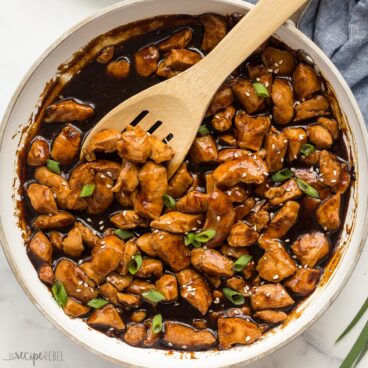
2 351 63 366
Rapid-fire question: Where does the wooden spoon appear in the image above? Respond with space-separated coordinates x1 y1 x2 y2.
81 0 307 177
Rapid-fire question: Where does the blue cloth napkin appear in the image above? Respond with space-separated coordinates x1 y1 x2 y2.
246 0 368 123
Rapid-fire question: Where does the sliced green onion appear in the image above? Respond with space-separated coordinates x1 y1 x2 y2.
152 313 163 334
253 82 269 97
198 124 210 136
46 159 61 175
114 229 134 240
142 289 165 303
128 254 143 275
300 143 316 157
80 184 95 198
87 298 109 309
163 194 176 209
233 254 253 272
51 280 68 307
223 287 245 305
184 232 196 246
271 168 294 182
356 339 368 365
296 178 319 199
184 229 216 248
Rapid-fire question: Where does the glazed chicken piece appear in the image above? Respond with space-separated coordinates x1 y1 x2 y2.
299 149 321 166
264 129 288 172
130 310 147 323
217 148 249 163
189 135 218 163
150 231 190 272
251 283 294 311
247 65 273 94
292 63 321 100
316 193 341 231
149 135 175 163
291 231 329 267
106 272 133 291
227 221 259 247
163 322 216 350
253 310 288 324
294 95 329 122
206 86 234 116
106 59 130 79
176 269 212 315
261 47 296 76
126 279 155 295
134 161 168 220
112 160 139 193
51 124 81 165
283 127 307 161
123 324 146 346
158 28 193 52
27 138 50 166
38 263 54 285
134 45 159 77
307 124 333 149
118 239 138 276
247 207 270 232
33 211 75 230
234 197 256 221
96 45 115 64
135 258 163 278
117 293 142 308
89 160 121 180
62 227 84 258
99 283 120 306
45 99 94 123
220 244 250 259
285 268 321 296
294 168 331 200
136 233 157 257
191 248 234 277
175 191 209 213
218 318 262 350
234 112 270 151
29 231 53 264
167 162 193 198
271 79 294 125
49 231 63 251
87 173 114 215
87 304 125 332
232 78 266 114
63 298 90 318
110 210 148 229
200 13 227 52
218 133 237 147
319 150 342 187
83 129 121 161
155 274 178 301
203 189 235 248
264 179 302 205
225 185 248 203
211 106 235 132
150 212 204 233
163 49 202 70
334 163 351 194
27 183 57 214
317 117 339 141
263 201 300 239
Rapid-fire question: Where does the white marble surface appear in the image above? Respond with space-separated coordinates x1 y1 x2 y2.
0 1 367 367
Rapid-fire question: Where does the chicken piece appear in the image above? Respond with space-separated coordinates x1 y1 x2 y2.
156 61 180 79
87 304 125 332
51 124 81 165
317 117 339 141
49 231 63 251
29 231 52 264
99 283 119 305
167 162 193 198
149 135 174 163
272 79 294 125
225 185 247 203
136 233 157 257
135 161 168 220
283 127 307 161
206 86 234 116
335 163 351 194
117 293 141 308
74 222 98 248
110 210 148 229
234 197 256 221
319 150 341 187
226 277 247 296
27 183 57 214
213 155 268 186
163 322 216 350
63 298 90 318
217 149 249 163
220 244 250 259
211 106 235 132
293 63 321 100
27 138 50 166
33 211 75 230
38 263 54 285
200 14 227 51
264 130 288 172
106 272 133 291
158 28 193 52
205 172 216 194
111 161 138 194
253 310 288 324
294 95 330 122
299 149 321 166
251 283 294 311
106 59 130 79
135 258 163 278
232 78 266 114
175 191 209 213
261 47 296 76
164 49 202 71
257 238 296 282
203 190 235 248
285 268 321 296
134 45 159 77
156 274 178 301
218 134 237 147
114 188 136 208
89 160 121 180
227 221 259 247
55 259 97 303
130 310 147 323
88 173 114 215
150 212 203 233
192 319 208 330
118 239 138 276
83 129 121 161
218 318 261 350
307 124 333 149
45 99 94 123
316 193 341 231
189 135 218 164
291 231 329 267
126 279 155 295
176 269 212 315
247 64 273 93
124 323 146 346
96 45 115 64
191 248 234 277
151 231 190 272
62 227 84 258
264 179 302 205
117 125 152 163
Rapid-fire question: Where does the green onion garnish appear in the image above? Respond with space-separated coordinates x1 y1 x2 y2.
51 280 68 307
142 289 165 303
114 229 134 240
271 168 294 182
128 254 143 275
296 178 319 199
163 194 176 209
198 124 210 136
184 229 216 248
87 298 109 309
46 159 61 175
253 82 269 97
233 254 253 272
300 143 316 157
223 287 245 305
152 313 163 334
80 184 95 198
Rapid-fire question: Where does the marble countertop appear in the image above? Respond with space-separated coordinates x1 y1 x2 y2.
0 1 367 367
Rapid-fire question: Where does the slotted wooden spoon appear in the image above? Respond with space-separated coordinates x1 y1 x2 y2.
81 0 307 177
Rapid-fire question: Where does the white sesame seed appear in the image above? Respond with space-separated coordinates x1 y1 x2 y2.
100 174 106 179
76 289 81 292
99 220 104 225
267 69 273 73
274 62 279 67
265 82 269 88
274 68 279 74
285 239 290 243
256 77 260 82
273 274 279 280
106 171 113 177
292 255 297 259
106 184 112 189
245 336 251 342
99 226 104 230
245 91 250 97
216 216 221 221
87 218 92 223
279 59 284 64
214 297 220 304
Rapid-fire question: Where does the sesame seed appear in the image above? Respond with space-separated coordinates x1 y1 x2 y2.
216 215 221 221
99 226 104 230
76 289 81 292
274 68 279 74
100 174 106 179
106 184 112 189
256 77 260 82
292 255 297 259
245 336 251 342
279 59 284 64
267 69 273 73
214 297 220 304
87 218 92 223
99 220 103 225
265 82 269 87
106 171 113 177
273 274 279 280
245 91 251 97
285 239 290 243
